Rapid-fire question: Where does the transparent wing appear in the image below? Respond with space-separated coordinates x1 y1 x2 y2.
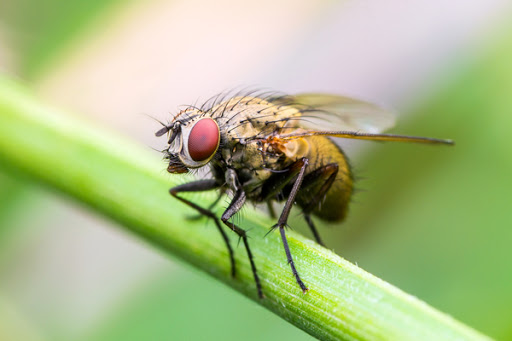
270 93 396 134
273 130 454 145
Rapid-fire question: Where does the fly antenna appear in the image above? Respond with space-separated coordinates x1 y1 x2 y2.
155 125 172 137
140 113 173 137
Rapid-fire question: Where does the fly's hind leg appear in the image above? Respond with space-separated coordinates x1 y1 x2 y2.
300 163 339 247
272 157 310 293
169 180 236 278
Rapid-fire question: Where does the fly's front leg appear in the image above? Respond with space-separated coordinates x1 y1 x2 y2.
273 157 309 293
222 170 263 298
187 191 224 221
169 180 236 278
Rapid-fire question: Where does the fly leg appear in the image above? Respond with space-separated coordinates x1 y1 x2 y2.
267 202 277 220
169 180 236 278
220 183 263 299
259 158 307 201
304 215 323 247
300 163 339 247
272 157 309 293
187 191 224 221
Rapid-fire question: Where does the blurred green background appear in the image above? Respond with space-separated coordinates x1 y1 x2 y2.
1 1 512 340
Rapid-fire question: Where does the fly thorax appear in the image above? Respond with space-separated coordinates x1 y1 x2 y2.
222 141 267 172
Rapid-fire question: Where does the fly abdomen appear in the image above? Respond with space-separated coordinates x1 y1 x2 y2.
296 136 353 222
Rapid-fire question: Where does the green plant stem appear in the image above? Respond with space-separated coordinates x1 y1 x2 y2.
0 76 490 341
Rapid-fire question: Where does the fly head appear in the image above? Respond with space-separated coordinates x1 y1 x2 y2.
156 109 221 173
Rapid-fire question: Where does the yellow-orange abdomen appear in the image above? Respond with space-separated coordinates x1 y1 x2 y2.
297 136 353 222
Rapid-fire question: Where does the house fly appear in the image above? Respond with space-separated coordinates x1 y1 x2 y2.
155 91 453 298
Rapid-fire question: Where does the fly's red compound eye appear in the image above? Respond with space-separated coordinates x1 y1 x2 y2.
188 118 220 161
